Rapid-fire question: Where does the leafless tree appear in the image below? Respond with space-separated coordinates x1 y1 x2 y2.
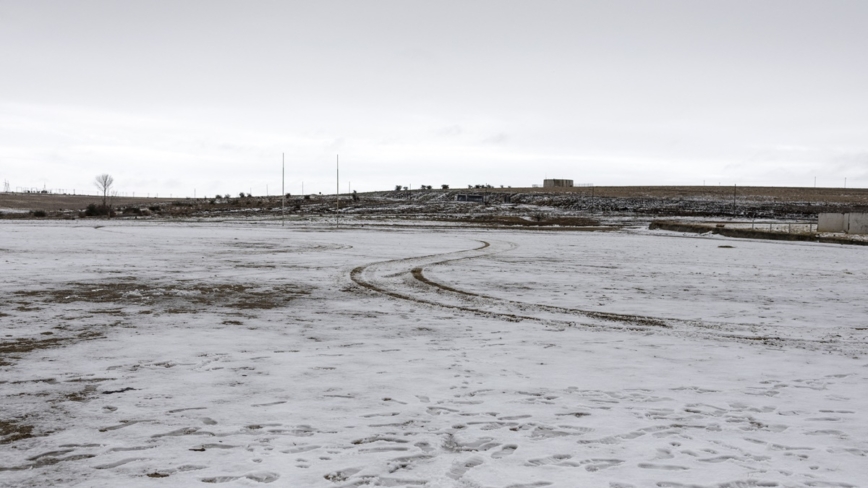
94 174 114 207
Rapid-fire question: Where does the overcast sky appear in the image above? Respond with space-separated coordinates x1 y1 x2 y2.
1 0 866 197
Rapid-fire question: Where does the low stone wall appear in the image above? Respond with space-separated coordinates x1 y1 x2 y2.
818 212 868 234
649 221 868 246
848 213 868 234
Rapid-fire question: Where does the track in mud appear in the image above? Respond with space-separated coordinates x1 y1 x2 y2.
349 238 865 355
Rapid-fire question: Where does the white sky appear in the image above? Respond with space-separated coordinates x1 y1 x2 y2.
1 0 866 197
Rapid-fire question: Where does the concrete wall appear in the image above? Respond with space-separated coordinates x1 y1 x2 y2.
848 213 868 234
818 212 868 234
818 213 846 232
543 179 573 188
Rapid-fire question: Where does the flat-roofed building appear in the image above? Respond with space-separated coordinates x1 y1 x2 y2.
543 179 573 188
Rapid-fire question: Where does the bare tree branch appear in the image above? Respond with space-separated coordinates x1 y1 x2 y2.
94 174 114 208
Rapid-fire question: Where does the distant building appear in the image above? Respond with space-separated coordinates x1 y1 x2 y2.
543 179 573 188
818 212 868 234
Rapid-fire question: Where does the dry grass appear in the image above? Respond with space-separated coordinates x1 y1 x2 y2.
0 193 175 212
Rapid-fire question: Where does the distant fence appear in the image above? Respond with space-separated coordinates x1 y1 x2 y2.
13 188 72 194
713 221 818 234
4 190 156 198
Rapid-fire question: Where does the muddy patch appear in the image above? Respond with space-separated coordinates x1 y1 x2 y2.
0 331 104 366
0 418 35 445
10 280 311 312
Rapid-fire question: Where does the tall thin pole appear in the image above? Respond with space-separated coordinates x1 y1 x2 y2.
336 154 339 228
282 152 285 227
733 184 736 216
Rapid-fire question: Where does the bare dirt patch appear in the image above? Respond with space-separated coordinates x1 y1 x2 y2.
0 331 105 367
0 419 35 445
12 280 311 311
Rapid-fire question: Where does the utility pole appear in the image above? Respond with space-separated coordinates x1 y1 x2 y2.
336 154 340 228
282 152 285 227
733 184 737 216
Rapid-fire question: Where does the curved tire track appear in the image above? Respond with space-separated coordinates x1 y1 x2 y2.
350 239 667 331
349 238 865 354
410 266 668 328
350 240 537 323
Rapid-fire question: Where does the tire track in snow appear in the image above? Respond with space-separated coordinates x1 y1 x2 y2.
349 238 867 354
410 266 669 328
350 239 669 332
350 240 542 324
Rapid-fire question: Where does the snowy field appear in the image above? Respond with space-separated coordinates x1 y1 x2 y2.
1 221 866 488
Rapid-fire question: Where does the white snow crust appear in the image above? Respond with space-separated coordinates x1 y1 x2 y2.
0 220 866 488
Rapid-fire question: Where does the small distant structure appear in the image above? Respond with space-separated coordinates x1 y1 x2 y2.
543 179 573 188
818 212 868 234
456 194 485 203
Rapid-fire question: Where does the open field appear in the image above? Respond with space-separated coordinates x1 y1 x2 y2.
3 186 868 221
1 220 867 487
0 193 175 213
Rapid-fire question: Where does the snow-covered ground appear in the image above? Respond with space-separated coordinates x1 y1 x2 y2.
1 220 866 488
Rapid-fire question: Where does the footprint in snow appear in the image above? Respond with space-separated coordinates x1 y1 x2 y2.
447 457 484 480
637 463 689 471
492 444 517 459
201 471 279 483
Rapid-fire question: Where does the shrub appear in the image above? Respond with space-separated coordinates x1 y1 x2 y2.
84 204 111 216
33 210 47 217
442 184 449 190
